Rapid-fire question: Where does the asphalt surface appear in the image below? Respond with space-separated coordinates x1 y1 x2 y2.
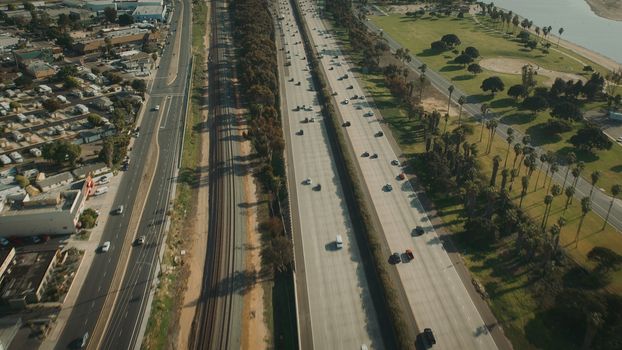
55 0 193 348
363 14 622 234
276 1 387 350
299 2 499 349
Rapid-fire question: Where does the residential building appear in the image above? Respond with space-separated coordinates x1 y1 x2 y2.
132 5 166 22
25 61 55 79
36 172 74 193
74 27 159 54
72 162 109 179
0 249 62 308
0 178 92 237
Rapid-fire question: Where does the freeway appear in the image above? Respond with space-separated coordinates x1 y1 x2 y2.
55 0 194 348
362 14 622 234
276 1 387 349
190 0 247 349
299 1 500 349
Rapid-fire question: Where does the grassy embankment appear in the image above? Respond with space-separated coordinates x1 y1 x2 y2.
141 0 207 348
371 13 621 192
330 13 622 349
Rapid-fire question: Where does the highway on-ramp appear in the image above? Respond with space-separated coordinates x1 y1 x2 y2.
55 0 193 348
299 1 499 349
276 0 386 349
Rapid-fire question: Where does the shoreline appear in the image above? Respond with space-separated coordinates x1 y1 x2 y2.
585 0 622 22
469 5 622 71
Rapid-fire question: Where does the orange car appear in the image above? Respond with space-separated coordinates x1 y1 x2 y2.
405 249 414 261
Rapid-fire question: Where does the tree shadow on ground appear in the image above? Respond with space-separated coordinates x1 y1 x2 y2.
452 74 474 81
440 64 463 72
562 266 609 290
500 112 536 125
489 98 515 109
524 309 582 350
417 49 442 57
556 146 600 164
467 94 494 103
526 123 562 146
610 165 622 173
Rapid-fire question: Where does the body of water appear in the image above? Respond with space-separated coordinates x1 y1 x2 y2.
490 0 622 64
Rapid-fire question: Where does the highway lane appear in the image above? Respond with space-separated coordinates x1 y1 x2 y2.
362 15 622 233
55 0 193 348
277 1 385 349
299 1 498 349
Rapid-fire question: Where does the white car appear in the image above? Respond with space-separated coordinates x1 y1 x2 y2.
366 111 374 117
101 241 111 252
153 105 160 111
304 178 312 185
343 99 349 104
391 160 400 166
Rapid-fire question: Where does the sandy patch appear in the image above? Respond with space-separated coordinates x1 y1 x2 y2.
176 4 210 349
385 4 427 14
479 57 587 86
585 0 622 21
422 96 459 117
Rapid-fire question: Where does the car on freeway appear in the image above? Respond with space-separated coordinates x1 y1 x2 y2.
361 151 370 157
347 85 353 89
135 236 146 246
617 136 622 143
389 252 401 264
383 184 393 192
422 328 436 347
405 249 414 261
370 153 378 159
314 184 322 191
297 129 304 135
413 226 425 236
101 241 111 252
303 178 312 185
153 105 160 111
375 131 384 137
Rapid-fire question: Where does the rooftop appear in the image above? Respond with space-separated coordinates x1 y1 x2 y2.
0 249 58 301
0 190 79 217
132 5 163 15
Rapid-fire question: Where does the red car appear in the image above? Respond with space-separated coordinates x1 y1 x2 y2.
405 249 414 261
397 173 405 180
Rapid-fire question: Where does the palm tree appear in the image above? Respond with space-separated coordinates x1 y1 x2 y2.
491 155 502 187
503 128 514 168
500 169 510 191
575 197 591 247
547 163 559 193
520 176 529 207
511 143 522 170
457 95 466 125
603 184 622 230
543 184 562 228
572 161 585 188
582 312 603 350
480 103 489 142
419 74 427 101
485 119 498 154
534 152 547 190
509 168 519 191
564 185 575 214
447 85 455 114
419 63 427 76
443 113 450 133
557 27 564 47
542 194 554 228
561 152 576 190
589 170 601 198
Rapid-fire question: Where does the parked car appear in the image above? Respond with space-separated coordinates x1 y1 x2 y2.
370 153 378 159
391 159 400 166
383 184 393 192
297 129 304 135
397 173 405 180
361 151 370 157
0 237 9 246
303 178 312 185
375 131 384 137
314 184 322 191
405 249 414 261
422 328 436 348
342 121 351 127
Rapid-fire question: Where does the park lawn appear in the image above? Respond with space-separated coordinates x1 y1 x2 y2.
370 12 622 192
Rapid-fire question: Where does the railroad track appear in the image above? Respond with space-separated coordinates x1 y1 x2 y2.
190 0 238 349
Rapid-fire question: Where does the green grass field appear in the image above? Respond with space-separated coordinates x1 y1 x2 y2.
370 12 622 193
331 18 622 348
